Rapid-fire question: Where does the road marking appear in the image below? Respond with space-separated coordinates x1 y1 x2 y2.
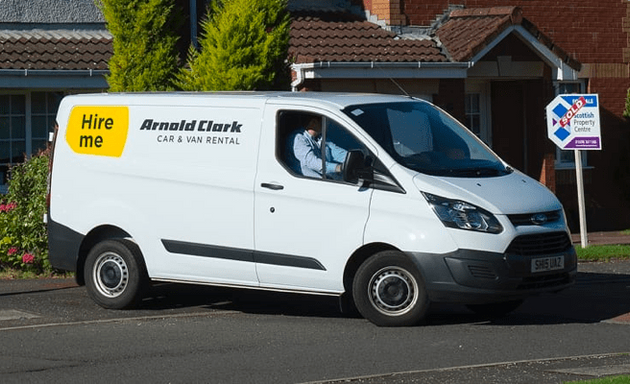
0 310 40 321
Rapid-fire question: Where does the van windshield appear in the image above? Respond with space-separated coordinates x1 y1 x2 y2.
342 101 512 177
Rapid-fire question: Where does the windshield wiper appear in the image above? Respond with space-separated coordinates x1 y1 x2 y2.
448 167 510 177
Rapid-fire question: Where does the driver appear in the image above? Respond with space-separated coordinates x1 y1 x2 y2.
286 115 347 179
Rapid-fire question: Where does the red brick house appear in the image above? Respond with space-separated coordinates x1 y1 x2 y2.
288 0 630 232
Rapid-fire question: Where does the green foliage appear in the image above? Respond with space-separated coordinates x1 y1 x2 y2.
98 0 181 91
576 244 630 261
178 0 290 91
0 150 51 273
624 89 630 119
565 375 630 384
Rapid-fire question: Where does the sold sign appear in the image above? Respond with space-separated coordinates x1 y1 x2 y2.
558 96 586 128
546 94 600 150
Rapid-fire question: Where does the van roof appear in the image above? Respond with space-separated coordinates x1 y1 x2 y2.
62 91 418 110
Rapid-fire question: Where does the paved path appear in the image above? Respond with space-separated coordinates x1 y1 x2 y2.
572 231 630 245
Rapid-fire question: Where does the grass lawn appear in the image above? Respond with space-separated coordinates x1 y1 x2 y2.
576 244 630 262
567 376 630 384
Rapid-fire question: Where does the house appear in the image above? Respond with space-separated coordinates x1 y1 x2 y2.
176 0 630 231
2 0 628 231
0 0 110 193
287 0 629 232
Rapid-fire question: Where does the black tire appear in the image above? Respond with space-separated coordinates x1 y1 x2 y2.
466 300 523 318
352 251 429 327
84 239 147 309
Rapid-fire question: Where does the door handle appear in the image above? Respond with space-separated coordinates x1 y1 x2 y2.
261 183 284 190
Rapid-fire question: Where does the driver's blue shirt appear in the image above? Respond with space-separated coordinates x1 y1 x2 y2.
287 129 347 178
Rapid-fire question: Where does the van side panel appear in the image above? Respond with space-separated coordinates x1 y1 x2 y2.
49 96 266 286
364 188 459 254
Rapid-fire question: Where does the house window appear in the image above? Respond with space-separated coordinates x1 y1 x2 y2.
465 80 492 146
32 92 62 154
0 91 63 193
465 93 481 138
554 81 587 169
0 95 26 192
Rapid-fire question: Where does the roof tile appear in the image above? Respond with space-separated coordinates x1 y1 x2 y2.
436 8 517 62
436 6 580 70
289 11 447 64
0 30 112 70
0 7 579 73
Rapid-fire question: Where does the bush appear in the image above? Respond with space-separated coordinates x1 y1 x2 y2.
178 0 290 91
0 150 51 274
98 0 182 91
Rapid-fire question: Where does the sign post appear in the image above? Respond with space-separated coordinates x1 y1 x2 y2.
546 94 601 248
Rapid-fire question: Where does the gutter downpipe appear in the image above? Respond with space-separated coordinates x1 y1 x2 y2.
291 63 311 91
290 61 472 92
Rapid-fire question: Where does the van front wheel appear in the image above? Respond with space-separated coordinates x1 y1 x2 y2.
84 240 146 309
353 251 428 327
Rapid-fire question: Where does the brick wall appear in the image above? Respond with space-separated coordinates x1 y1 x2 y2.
399 1 628 64
402 2 455 26
354 0 405 25
399 0 630 116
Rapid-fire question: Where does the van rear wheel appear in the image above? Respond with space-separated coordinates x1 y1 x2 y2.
353 251 428 327
84 239 146 309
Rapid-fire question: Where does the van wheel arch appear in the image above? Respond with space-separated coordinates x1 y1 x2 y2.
340 243 399 315
76 225 136 286
352 250 429 326
84 238 149 309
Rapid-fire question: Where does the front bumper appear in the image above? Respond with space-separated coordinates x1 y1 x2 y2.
410 236 577 304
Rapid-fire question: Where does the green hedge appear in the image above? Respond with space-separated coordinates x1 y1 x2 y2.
178 0 290 91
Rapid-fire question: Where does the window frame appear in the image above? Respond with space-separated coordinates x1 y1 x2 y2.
275 110 369 183
0 90 64 193
464 80 492 146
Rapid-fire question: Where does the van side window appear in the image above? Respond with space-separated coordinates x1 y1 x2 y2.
277 111 366 180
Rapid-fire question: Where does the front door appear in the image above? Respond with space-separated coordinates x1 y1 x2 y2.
253 107 373 293
491 81 525 171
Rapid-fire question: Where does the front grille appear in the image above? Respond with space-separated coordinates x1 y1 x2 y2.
506 232 572 256
508 210 561 227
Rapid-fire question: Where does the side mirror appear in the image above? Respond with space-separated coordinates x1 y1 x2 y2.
342 150 371 184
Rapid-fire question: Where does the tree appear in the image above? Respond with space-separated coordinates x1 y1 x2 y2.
178 0 290 91
98 0 181 91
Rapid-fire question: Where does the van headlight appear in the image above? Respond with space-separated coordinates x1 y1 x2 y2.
423 193 503 234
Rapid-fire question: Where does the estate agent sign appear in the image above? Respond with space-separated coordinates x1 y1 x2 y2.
546 94 601 248
546 94 601 150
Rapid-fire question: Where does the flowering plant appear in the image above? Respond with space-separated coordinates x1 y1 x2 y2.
0 150 51 273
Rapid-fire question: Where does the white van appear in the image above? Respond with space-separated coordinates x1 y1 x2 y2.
48 92 577 326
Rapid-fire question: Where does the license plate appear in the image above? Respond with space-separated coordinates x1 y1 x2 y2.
531 256 564 273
